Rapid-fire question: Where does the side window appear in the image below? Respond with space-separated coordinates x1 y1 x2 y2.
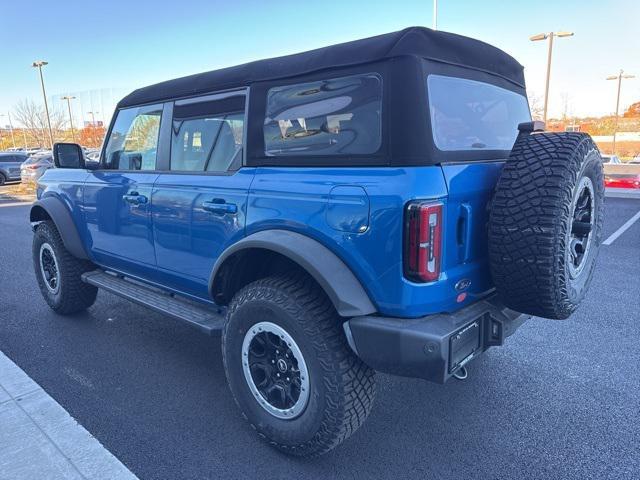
170 93 245 172
427 75 531 151
263 73 382 157
103 104 162 170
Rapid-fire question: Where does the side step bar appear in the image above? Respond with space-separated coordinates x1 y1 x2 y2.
81 270 225 335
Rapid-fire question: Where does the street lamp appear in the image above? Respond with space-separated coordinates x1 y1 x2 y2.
0 113 16 149
87 111 99 126
61 96 77 142
32 60 54 149
433 0 438 30
530 31 574 124
606 70 635 155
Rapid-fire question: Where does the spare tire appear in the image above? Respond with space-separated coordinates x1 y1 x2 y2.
488 132 604 319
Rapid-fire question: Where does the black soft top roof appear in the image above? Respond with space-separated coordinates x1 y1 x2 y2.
118 26 524 108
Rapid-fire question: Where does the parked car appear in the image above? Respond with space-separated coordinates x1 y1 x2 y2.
601 154 621 164
29 149 52 157
85 150 100 162
21 154 54 182
29 27 604 456
0 152 28 184
604 174 640 189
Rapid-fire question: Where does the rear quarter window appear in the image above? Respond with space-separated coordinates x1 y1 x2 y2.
427 75 531 151
263 73 382 157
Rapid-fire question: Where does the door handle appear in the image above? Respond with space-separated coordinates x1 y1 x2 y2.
457 203 473 263
202 200 238 215
123 192 148 205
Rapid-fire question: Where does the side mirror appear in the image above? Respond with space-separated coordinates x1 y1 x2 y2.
53 143 85 169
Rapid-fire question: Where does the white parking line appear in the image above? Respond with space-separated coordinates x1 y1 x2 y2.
603 210 640 245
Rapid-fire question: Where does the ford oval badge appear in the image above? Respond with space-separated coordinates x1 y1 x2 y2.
455 279 471 292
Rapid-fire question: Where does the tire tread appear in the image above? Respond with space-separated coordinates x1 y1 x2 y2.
33 221 97 314
488 132 604 319
222 272 375 457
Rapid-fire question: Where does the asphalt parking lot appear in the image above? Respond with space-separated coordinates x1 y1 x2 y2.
0 194 638 480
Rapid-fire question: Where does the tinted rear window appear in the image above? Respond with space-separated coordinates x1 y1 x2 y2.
427 75 530 151
263 73 382 157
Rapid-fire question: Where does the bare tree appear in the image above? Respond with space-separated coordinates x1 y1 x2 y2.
528 92 544 121
12 98 67 148
561 92 573 123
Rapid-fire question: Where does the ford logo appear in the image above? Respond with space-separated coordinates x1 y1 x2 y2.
455 279 471 291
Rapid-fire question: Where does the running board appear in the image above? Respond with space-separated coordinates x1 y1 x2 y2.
81 270 225 335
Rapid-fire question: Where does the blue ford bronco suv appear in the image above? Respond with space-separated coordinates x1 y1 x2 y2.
31 27 604 456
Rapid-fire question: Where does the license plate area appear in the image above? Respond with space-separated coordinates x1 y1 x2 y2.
448 319 481 373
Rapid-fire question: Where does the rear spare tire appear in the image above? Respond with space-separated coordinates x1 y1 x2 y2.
488 132 604 319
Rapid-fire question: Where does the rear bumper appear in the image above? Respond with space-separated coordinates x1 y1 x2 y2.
344 294 530 383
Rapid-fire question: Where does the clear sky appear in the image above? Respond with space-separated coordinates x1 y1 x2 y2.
1 0 638 127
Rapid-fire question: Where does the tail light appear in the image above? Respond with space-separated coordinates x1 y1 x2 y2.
404 201 443 282
26 164 38 170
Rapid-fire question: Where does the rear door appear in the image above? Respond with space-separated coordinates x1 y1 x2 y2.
150 91 253 298
426 73 531 299
83 104 163 274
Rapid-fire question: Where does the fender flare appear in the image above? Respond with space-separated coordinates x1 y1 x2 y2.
210 230 376 317
30 197 89 260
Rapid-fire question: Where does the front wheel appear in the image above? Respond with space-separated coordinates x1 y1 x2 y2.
33 221 98 314
222 273 376 457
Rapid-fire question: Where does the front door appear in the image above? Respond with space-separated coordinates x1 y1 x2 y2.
83 104 163 275
150 92 253 298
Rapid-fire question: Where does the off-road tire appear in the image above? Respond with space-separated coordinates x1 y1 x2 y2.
222 272 376 457
488 132 604 319
33 221 98 314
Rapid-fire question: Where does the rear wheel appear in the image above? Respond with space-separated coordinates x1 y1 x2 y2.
0 173 6 186
488 132 604 319
222 272 375 457
33 221 98 314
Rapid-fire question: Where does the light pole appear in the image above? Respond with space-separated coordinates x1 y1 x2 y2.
0 113 16 149
86 111 100 147
606 70 635 155
433 0 438 30
530 31 574 124
61 95 77 142
87 110 99 126
32 60 54 149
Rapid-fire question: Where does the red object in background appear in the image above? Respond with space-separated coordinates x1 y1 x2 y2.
605 175 640 189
